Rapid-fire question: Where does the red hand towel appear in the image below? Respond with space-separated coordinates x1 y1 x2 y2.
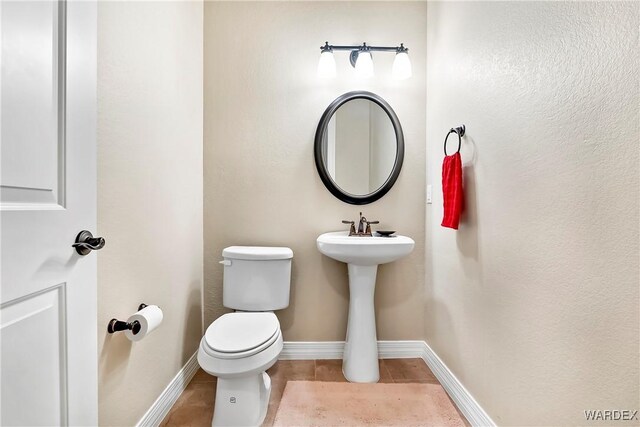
441 152 464 229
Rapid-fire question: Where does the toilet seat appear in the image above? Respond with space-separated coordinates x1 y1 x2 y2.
202 312 280 360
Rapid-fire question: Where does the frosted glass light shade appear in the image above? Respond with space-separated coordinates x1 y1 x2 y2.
355 51 374 78
317 50 336 78
392 51 412 80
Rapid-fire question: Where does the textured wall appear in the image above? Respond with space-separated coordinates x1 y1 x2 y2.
97 2 203 425
204 1 427 341
425 2 639 425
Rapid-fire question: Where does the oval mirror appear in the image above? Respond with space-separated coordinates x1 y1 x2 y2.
314 91 404 205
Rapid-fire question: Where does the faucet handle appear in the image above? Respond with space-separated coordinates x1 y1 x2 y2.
364 220 380 236
342 220 356 236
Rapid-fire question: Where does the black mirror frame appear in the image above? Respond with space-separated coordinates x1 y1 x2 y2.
314 91 405 205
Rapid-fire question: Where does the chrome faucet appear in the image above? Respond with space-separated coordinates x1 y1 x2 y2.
342 212 379 236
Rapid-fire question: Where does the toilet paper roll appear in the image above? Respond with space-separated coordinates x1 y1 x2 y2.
124 305 163 342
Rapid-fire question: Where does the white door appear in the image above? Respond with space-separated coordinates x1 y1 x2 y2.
0 1 97 425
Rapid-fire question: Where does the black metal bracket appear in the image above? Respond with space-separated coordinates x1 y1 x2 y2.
107 303 148 335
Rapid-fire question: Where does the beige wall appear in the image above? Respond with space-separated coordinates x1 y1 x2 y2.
204 2 427 341
425 2 639 425
97 2 203 425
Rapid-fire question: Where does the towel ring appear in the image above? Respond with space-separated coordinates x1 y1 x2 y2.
444 125 466 156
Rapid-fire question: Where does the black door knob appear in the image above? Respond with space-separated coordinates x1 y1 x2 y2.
72 230 106 256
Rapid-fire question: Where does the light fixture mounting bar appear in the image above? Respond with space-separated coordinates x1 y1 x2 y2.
317 42 412 79
320 42 408 53
330 45 399 52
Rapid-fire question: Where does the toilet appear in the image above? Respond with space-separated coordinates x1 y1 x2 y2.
197 246 293 427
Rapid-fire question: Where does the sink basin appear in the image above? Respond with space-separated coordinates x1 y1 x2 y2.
317 231 415 266
316 230 415 383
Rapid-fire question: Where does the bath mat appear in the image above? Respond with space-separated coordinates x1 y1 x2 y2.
272 381 466 427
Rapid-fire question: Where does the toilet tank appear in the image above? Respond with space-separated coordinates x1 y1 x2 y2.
221 246 293 311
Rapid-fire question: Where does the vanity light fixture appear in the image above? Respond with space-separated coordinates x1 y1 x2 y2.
317 42 412 80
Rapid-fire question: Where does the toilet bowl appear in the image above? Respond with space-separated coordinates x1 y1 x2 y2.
198 246 292 427
198 312 283 426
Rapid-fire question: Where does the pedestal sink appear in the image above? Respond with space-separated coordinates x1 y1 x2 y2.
316 231 415 383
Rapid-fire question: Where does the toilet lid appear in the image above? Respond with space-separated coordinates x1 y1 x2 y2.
205 312 280 353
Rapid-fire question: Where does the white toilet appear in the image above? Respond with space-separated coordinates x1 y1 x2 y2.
197 246 293 427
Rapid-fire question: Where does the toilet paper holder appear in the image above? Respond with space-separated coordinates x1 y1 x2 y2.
107 303 148 335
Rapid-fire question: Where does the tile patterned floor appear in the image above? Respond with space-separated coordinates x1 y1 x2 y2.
161 359 468 426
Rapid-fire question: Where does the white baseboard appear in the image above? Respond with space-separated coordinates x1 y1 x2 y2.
420 341 495 427
280 341 343 359
279 340 426 360
136 351 200 427
280 340 495 427
377 340 427 359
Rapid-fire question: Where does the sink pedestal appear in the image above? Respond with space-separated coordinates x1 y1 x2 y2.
342 264 379 383
316 231 415 384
